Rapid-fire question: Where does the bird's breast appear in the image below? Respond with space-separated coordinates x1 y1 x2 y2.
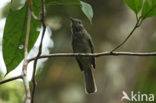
72 32 91 53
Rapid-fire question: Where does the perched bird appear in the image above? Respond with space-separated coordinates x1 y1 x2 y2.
70 17 97 94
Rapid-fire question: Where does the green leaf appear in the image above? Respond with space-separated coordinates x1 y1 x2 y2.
124 0 143 14
142 0 156 19
45 0 80 5
45 0 93 23
80 1 94 23
2 2 41 74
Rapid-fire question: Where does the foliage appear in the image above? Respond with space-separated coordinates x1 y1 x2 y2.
2 0 94 74
2 0 41 74
124 0 143 14
0 75 24 103
124 0 156 19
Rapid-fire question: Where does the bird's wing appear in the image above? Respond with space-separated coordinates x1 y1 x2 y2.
76 57 84 71
87 35 96 69
72 37 84 71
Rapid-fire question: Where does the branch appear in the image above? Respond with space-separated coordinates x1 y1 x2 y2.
28 52 156 62
22 7 32 103
0 75 23 85
111 16 143 52
31 0 46 102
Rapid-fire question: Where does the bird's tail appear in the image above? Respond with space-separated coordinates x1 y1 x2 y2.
84 69 97 94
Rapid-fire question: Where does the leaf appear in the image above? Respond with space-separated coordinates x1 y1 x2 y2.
124 0 143 14
80 1 94 23
2 2 41 74
142 0 156 19
45 0 80 5
45 0 93 23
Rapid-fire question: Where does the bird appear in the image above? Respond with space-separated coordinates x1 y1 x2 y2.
70 17 97 94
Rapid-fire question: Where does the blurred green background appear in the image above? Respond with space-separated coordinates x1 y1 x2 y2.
1 0 156 103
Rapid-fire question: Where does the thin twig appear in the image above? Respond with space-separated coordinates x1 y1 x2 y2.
31 0 46 103
28 51 156 62
0 75 23 85
26 0 40 21
22 7 32 103
111 16 142 52
22 61 31 103
31 12 40 21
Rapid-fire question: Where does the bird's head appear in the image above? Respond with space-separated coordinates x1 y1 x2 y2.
70 17 84 32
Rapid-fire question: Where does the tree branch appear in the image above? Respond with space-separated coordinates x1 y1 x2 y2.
2 51 156 85
111 16 143 52
31 0 46 102
22 7 32 103
0 75 23 85
28 52 156 62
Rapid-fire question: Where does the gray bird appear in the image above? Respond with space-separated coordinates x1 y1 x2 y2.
70 17 97 94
